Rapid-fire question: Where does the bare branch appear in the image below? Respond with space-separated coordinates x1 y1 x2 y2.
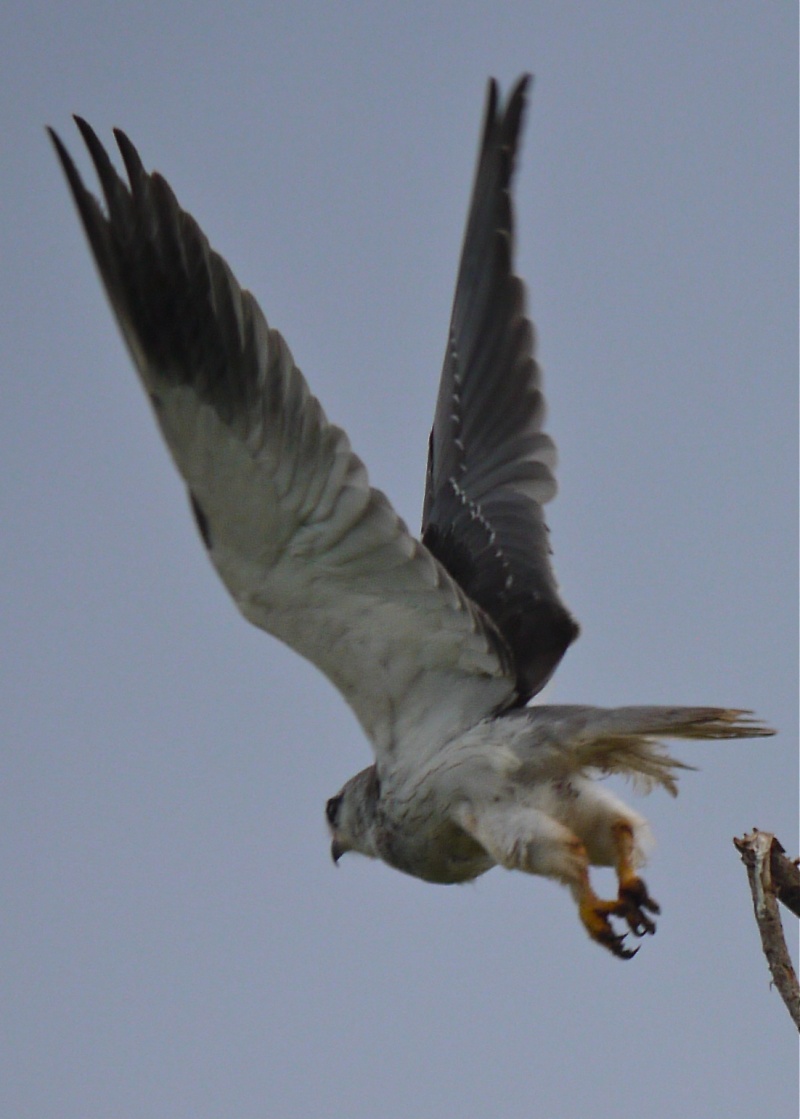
767 837 800 919
734 830 800 1031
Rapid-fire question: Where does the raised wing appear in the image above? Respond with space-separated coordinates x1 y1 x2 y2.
49 119 517 759
422 76 578 704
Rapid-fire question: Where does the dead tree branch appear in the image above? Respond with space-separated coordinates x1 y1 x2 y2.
734 829 800 1031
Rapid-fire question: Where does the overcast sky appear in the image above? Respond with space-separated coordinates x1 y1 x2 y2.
2 4 797 1118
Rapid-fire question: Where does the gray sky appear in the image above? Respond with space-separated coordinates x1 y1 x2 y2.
2 4 797 1117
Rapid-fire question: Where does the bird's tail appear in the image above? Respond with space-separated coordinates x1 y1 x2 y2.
520 706 775 797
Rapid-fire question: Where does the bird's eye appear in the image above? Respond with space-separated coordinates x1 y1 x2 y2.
325 794 342 826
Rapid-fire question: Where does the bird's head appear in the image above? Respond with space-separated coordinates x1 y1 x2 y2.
325 765 381 864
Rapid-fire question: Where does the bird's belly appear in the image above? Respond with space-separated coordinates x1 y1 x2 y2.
375 817 493 885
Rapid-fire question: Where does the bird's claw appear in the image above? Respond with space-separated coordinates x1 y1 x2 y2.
579 896 638 960
616 877 660 938
579 876 660 959
595 916 639 960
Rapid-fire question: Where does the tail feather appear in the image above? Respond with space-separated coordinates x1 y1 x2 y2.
580 707 774 797
520 706 775 797
585 706 775 742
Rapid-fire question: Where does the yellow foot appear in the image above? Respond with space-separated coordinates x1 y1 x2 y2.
578 877 660 960
579 893 639 960
608 821 661 940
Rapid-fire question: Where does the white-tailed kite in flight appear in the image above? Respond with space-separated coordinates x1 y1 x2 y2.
50 76 773 958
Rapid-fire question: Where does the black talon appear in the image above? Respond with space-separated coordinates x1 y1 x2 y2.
610 935 638 960
595 918 639 960
616 878 660 936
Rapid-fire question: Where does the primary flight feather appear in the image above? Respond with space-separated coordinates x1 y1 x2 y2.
50 76 773 958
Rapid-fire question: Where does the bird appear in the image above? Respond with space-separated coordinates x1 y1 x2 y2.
49 75 774 959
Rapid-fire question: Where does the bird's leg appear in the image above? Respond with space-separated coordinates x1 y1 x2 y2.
609 820 660 937
454 804 641 960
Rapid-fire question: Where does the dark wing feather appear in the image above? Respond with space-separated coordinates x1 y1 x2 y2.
422 76 579 704
49 119 517 760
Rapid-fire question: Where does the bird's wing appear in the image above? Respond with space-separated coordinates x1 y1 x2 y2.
422 76 578 704
49 119 517 760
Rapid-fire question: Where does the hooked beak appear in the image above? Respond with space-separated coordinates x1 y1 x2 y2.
331 838 345 865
